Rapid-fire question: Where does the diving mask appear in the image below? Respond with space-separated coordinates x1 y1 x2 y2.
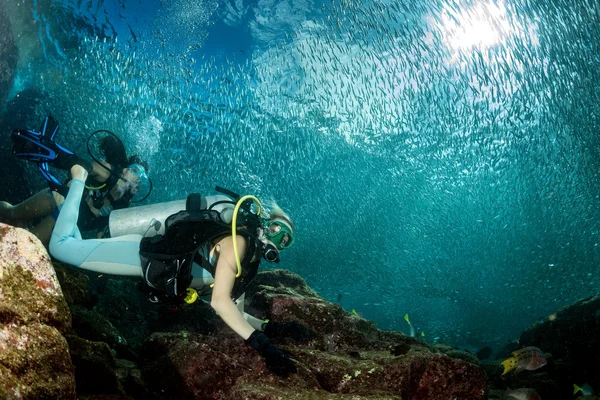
263 219 294 251
127 163 153 203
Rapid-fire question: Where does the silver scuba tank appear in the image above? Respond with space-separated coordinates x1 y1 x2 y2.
108 195 235 238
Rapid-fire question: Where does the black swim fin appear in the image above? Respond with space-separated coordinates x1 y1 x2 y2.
12 116 92 171
12 116 92 195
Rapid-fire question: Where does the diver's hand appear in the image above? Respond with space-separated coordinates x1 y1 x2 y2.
245 330 297 377
71 164 88 181
264 321 313 342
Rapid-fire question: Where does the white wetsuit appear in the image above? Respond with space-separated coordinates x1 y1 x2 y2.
49 178 215 291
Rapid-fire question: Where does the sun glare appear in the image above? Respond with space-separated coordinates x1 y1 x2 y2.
437 1 512 50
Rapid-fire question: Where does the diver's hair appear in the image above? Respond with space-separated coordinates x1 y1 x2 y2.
128 154 149 172
269 202 294 233
100 136 128 169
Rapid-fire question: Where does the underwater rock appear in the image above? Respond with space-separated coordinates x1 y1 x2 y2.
244 268 321 298
54 262 98 308
483 294 600 400
49 266 488 399
138 330 487 400
70 304 137 360
519 294 600 394
497 340 521 359
430 344 481 365
131 269 488 399
140 332 253 400
93 277 157 352
0 223 76 399
0 3 18 106
441 349 480 365
246 269 426 352
66 334 126 396
476 346 493 360
114 358 149 400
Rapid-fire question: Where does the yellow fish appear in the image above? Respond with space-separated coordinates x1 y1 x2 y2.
404 313 415 337
501 346 547 375
501 357 519 375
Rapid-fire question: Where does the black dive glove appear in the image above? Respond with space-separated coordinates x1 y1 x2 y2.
263 320 312 342
245 330 297 377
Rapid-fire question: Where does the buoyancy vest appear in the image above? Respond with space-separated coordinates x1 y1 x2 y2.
137 193 261 304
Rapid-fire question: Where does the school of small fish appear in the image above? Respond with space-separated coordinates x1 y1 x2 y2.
9 0 600 349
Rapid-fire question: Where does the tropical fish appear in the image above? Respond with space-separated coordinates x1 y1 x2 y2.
351 309 363 318
501 346 547 375
573 383 594 396
505 387 541 400
404 313 415 337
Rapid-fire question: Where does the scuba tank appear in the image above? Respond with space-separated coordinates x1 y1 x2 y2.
108 195 235 238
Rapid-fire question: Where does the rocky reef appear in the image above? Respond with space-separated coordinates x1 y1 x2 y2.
1 223 491 399
0 224 75 399
4 222 600 400
483 294 600 400
3 223 600 399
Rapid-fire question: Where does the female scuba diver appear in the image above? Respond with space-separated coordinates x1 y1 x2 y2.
50 164 309 377
0 116 150 246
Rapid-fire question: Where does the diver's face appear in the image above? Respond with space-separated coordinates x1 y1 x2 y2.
111 168 140 199
122 168 141 195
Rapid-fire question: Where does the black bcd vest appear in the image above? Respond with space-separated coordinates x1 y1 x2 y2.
138 193 261 305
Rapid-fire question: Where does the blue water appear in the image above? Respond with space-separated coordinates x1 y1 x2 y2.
2 0 600 353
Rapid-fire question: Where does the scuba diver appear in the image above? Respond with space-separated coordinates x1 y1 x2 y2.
0 116 151 246
50 164 309 377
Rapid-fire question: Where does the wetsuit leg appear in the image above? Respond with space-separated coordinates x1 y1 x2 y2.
50 178 143 277
0 188 57 223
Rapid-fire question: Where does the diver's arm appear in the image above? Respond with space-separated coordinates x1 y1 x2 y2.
236 293 266 331
210 236 256 340
243 312 267 331
90 161 113 182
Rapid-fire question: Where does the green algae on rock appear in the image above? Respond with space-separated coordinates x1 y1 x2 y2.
0 223 76 399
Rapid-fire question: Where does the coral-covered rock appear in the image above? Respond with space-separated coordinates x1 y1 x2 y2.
0 224 76 399
441 349 480 365
139 331 487 400
246 270 426 353
483 294 600 400
45 266 487 400
140 332 254 400
70 305 136 360
54 262 97 308
66 334 126 396
93 278 157 352
133 270 487 400
0 224 71 330
511 294 600 400
114 358 149 400
245 268 321 298
519 294 599 375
